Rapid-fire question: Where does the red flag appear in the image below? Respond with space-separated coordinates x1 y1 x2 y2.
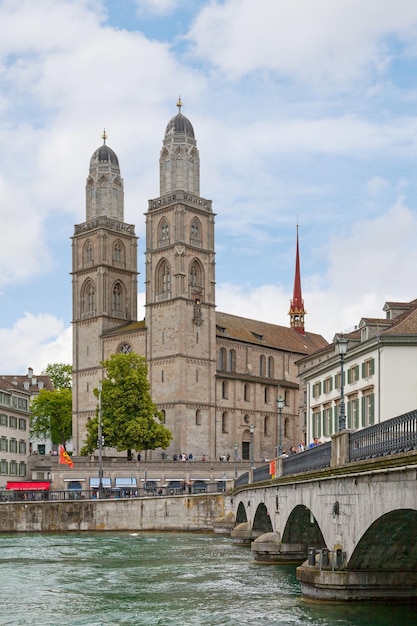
59 445 74 468
269 460 276 478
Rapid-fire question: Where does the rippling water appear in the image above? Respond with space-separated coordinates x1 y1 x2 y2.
0 532 415 625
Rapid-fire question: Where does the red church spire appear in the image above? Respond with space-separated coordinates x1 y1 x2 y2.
289 224 306 334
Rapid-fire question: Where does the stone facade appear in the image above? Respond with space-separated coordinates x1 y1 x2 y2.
72 107 327 463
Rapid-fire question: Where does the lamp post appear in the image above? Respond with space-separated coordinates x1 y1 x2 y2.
336 335 348 431
277 395 284 457
249 423 255 469
98 381 104 499
234 442 238 479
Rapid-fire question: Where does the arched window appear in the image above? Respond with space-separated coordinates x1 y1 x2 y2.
160 410 166 424
284 417 290 438
228 350 236 372
268 356 274 378
259 355 266 377
113 240 123 262
82 279 95 315
264 415 270 436
221 412 228 434
159 218 170 245
222 381 228 399
190 217 201 243
218 348 226 371
264 386 269 404
195 409 201 426
189 259 203 291
84 240 93 264
244 383 250 402
157 260 171 296
112 282 123 314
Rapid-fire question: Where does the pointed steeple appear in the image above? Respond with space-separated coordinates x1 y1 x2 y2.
289 224 306 334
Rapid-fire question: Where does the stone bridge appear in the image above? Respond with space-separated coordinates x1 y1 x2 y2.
226 429 417 601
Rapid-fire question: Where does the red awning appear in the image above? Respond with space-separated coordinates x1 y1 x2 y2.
6 481 51 491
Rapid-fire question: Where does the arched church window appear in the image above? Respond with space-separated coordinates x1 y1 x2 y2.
268 356 274 378
113 241 123 262
82 279 95 315
190 217 201 242
189 260 201 287
259 355 266 377
157 260 171 296
159 219 170 245
228 349 236 372
218 348 226 371
112 282 123 314
84 241 93 264
221 412 229 434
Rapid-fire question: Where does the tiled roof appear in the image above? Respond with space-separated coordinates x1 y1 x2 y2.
102 319 146 337
215 311 328 355
0 374 54 393
383 301 417 335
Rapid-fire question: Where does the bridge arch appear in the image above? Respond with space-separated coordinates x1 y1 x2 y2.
348 508 417 571
282 504 326 549
253 502 273 534
236 501 247 524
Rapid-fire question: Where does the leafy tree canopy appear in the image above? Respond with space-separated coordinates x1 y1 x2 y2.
41 363 72 389
80 352 172 457
30 387 72 446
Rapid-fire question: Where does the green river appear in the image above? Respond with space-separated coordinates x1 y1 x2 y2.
0 532 415 625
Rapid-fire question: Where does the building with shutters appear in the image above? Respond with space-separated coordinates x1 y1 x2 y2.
297 298 417 445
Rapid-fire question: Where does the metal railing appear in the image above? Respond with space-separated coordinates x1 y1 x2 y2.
349 409 417 462
0 481 229 503
282 442 331 476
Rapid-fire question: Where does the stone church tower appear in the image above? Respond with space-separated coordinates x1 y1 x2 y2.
71 105 328 460
144 99 217 456
71 132 138 451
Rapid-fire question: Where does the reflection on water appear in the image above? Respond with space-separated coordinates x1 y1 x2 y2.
0 532 415 626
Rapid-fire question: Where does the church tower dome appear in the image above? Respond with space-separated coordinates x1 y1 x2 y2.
160 98 200 196
86 130 124 222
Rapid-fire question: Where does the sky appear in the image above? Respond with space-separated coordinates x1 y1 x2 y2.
2 0 417 374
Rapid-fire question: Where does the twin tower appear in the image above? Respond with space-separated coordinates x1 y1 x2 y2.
71 102 312 462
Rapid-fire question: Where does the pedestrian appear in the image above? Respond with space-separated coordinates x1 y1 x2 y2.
137 453 141 462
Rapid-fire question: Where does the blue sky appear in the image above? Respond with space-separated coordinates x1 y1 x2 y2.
2 0 417 374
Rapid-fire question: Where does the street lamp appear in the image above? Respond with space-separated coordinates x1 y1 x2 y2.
249 423 255 469
335 335 348 431
234 442 238 479
277 395 284 456
98 381 104 499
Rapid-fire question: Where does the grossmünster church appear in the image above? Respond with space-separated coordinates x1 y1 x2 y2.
71 102 327 462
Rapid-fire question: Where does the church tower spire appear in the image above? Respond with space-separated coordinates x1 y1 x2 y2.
289 224 306 334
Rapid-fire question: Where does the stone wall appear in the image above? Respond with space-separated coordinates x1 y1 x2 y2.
0 493 225 533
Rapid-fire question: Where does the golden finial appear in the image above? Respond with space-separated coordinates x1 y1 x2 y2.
177 96 182 113
102 128 107 144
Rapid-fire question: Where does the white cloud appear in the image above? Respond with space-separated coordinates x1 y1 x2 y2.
134 0 179 16
0 313 72 374
187 0 417 86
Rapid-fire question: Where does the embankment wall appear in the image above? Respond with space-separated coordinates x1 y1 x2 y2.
0 494 226 533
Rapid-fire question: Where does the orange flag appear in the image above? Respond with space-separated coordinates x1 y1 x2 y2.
59 445 74 468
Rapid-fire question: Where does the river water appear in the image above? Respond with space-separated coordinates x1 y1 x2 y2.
0 532 415 626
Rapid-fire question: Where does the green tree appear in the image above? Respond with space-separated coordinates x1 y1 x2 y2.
80 352 172 458
41 363 72 389
30 387 72 446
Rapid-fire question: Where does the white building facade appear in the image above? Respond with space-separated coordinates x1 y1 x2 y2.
297 299 417 444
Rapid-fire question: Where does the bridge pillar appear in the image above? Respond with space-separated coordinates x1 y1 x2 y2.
251 532 306 563
330 431 350 468
297 558 417 601
231 521 263 545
